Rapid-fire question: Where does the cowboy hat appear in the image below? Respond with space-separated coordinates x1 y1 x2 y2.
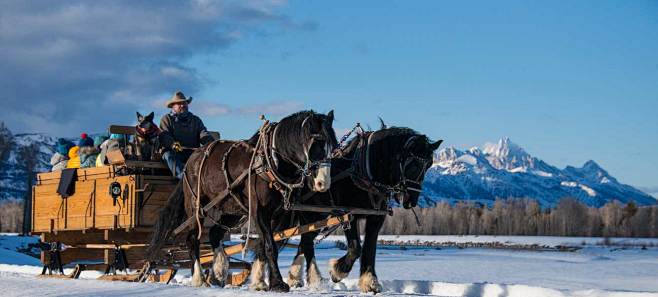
165 91 193 108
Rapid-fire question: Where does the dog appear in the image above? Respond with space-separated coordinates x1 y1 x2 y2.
134 112 161 161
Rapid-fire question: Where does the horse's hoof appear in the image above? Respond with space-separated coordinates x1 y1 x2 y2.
287 278 303 288
359 271 382 294
270 282 290 293
190 277 204 288
249 281 268 291
328 258 349 283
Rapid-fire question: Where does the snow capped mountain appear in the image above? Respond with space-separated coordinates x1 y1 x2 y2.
421 138 657 208
0 123 56 202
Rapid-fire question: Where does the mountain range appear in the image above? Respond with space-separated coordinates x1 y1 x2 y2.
420 137 656 208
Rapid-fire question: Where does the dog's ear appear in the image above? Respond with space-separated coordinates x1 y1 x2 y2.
327 110 334 123
429 139 443 151
146 112 154 122
136 112 143 122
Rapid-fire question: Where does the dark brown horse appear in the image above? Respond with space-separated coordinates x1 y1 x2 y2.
258 124 442 293
147 110 336 292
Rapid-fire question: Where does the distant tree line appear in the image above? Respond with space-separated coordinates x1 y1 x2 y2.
380 198 658 237
0 200 24 233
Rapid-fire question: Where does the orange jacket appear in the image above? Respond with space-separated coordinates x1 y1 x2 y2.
66 146 81 169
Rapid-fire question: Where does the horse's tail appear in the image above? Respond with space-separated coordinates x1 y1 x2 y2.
147 180 185 261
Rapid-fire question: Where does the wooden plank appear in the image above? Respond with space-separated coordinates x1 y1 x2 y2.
108 125 135 135
97 274 141 282
213 214 351 258
272 213 352 240
289 204 389 216
37 167 117 185
104 230 154 244
42 248 105 266
75 243 149 249
107 150 126 165
41 232 105 245
124 160 168 169
227 269 250 286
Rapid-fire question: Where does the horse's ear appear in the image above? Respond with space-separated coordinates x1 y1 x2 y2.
136 112 143 121
146 112 154 122
378 117 387 130
326 110 334 123
430 139 443 151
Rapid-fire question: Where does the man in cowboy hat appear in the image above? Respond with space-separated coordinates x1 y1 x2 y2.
159 91 214 178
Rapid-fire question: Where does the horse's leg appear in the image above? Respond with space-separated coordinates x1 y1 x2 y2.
301 230 325 288
249 239 268 291
256 207 289 292
329 218 361 282
187 231 204 287
287 246 305 288
358 215 385 293
208 224 228 287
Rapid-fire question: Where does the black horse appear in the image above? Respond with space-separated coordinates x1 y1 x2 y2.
147 110 337 292
255 123 442 293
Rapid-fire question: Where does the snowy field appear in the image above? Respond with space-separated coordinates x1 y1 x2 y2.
1 234 658 297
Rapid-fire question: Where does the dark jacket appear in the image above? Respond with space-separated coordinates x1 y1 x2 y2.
159 112 213 150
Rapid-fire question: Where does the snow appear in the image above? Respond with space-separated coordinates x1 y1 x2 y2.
534 170 554 177
456 154 477 166
579 184 597 197
562 181 578 187
561 182 597 197
1 234 658 296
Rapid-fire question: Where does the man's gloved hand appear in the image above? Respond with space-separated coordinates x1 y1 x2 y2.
172 142 183 153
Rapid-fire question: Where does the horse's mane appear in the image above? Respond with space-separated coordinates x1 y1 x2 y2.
369 126 425 143
340 126 427 156
245 110 318 146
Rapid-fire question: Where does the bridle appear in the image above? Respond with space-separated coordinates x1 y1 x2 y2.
353 131 431 205
395 135 432 195
264 115 334 189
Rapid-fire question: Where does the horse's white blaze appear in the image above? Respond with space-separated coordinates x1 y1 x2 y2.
287 254 304 287
313 165 331 192
191 259 204 287
306 258 324 288
249 258 268 291
212 246 228 285
328 258 349 282
358 271 382 293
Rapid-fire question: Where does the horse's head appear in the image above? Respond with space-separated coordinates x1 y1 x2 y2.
276 110 337 192
366 126 442 209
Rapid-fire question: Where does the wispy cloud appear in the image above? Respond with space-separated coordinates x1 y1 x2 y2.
0 0 311 136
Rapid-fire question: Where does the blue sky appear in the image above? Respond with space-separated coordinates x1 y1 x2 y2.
2 1 657 193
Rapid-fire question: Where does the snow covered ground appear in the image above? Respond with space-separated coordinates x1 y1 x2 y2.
1 234 658 297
